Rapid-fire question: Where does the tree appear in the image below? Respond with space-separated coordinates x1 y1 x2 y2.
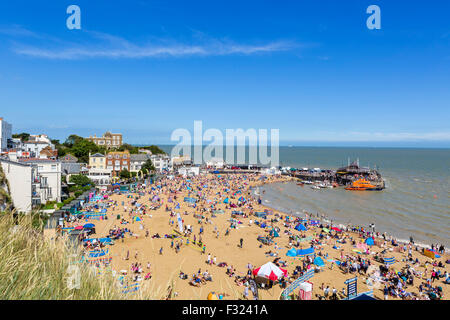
12 132 30 142
140 145 166 155
70 139 101 163
69 174 92 186
64 134 84 148
141 159 155 173
118 143 139 154
119 169 131 180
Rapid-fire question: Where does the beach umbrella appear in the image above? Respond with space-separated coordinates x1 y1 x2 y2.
207 292 219 300
331 227 342 232
83 223 95 229
322 228 330 233
74 226 83 230
252 262 288 281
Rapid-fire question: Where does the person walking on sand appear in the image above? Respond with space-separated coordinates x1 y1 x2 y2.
243 285 249 300
240 238 244 248
159 247 163 255
213 256 217 265
207 253 211 264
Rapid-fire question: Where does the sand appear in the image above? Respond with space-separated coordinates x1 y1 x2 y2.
77 173 449 300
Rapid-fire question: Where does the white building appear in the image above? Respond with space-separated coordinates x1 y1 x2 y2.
0 117 12 152
87 168 112 188
23 141 54 158
18 158 62 203
178 166 200 177
205 157 225 169
171 155 192 167
151 154 170 172
0 159 41 213
130 153 150 173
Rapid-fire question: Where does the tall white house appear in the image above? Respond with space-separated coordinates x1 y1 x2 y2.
0 159 40 213
18 158 62 203
0 117 12 152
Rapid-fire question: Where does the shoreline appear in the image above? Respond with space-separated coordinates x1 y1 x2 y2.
251 180 448 253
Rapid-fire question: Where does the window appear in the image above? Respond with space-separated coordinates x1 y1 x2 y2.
115 160 120 166
51 165 57 170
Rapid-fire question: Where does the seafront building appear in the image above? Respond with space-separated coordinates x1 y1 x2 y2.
89 152 106 170
17 158 62 203
87 131 123 149
0 117 12 152
23 134 56 158
0 158 40 212
106 150 130 176
151 154 170 172
130 153 151 173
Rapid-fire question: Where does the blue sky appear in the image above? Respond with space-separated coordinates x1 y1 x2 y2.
0 0 449 147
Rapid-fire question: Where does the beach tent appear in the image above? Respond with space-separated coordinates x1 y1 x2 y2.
295 223 307 232
253 262 288 281
255 212 267 218
99 237 112 244
314 256 325 267
365 237 375 246
223 198 229 204
270 228 280 238
286 248 298 257
133 216 142 222
352 293 377 300
296 247 315 257
298 281 313 300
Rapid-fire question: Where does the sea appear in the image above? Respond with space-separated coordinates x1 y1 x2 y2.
159 145 450 248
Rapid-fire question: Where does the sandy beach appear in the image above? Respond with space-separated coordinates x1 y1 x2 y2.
74 173 449 300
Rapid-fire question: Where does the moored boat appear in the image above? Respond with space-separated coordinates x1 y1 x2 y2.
345 178 383 191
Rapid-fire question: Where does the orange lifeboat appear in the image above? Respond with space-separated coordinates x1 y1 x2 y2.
345 178 383 191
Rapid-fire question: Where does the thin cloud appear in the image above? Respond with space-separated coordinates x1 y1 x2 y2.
0 25 40 38
11 30 299 60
